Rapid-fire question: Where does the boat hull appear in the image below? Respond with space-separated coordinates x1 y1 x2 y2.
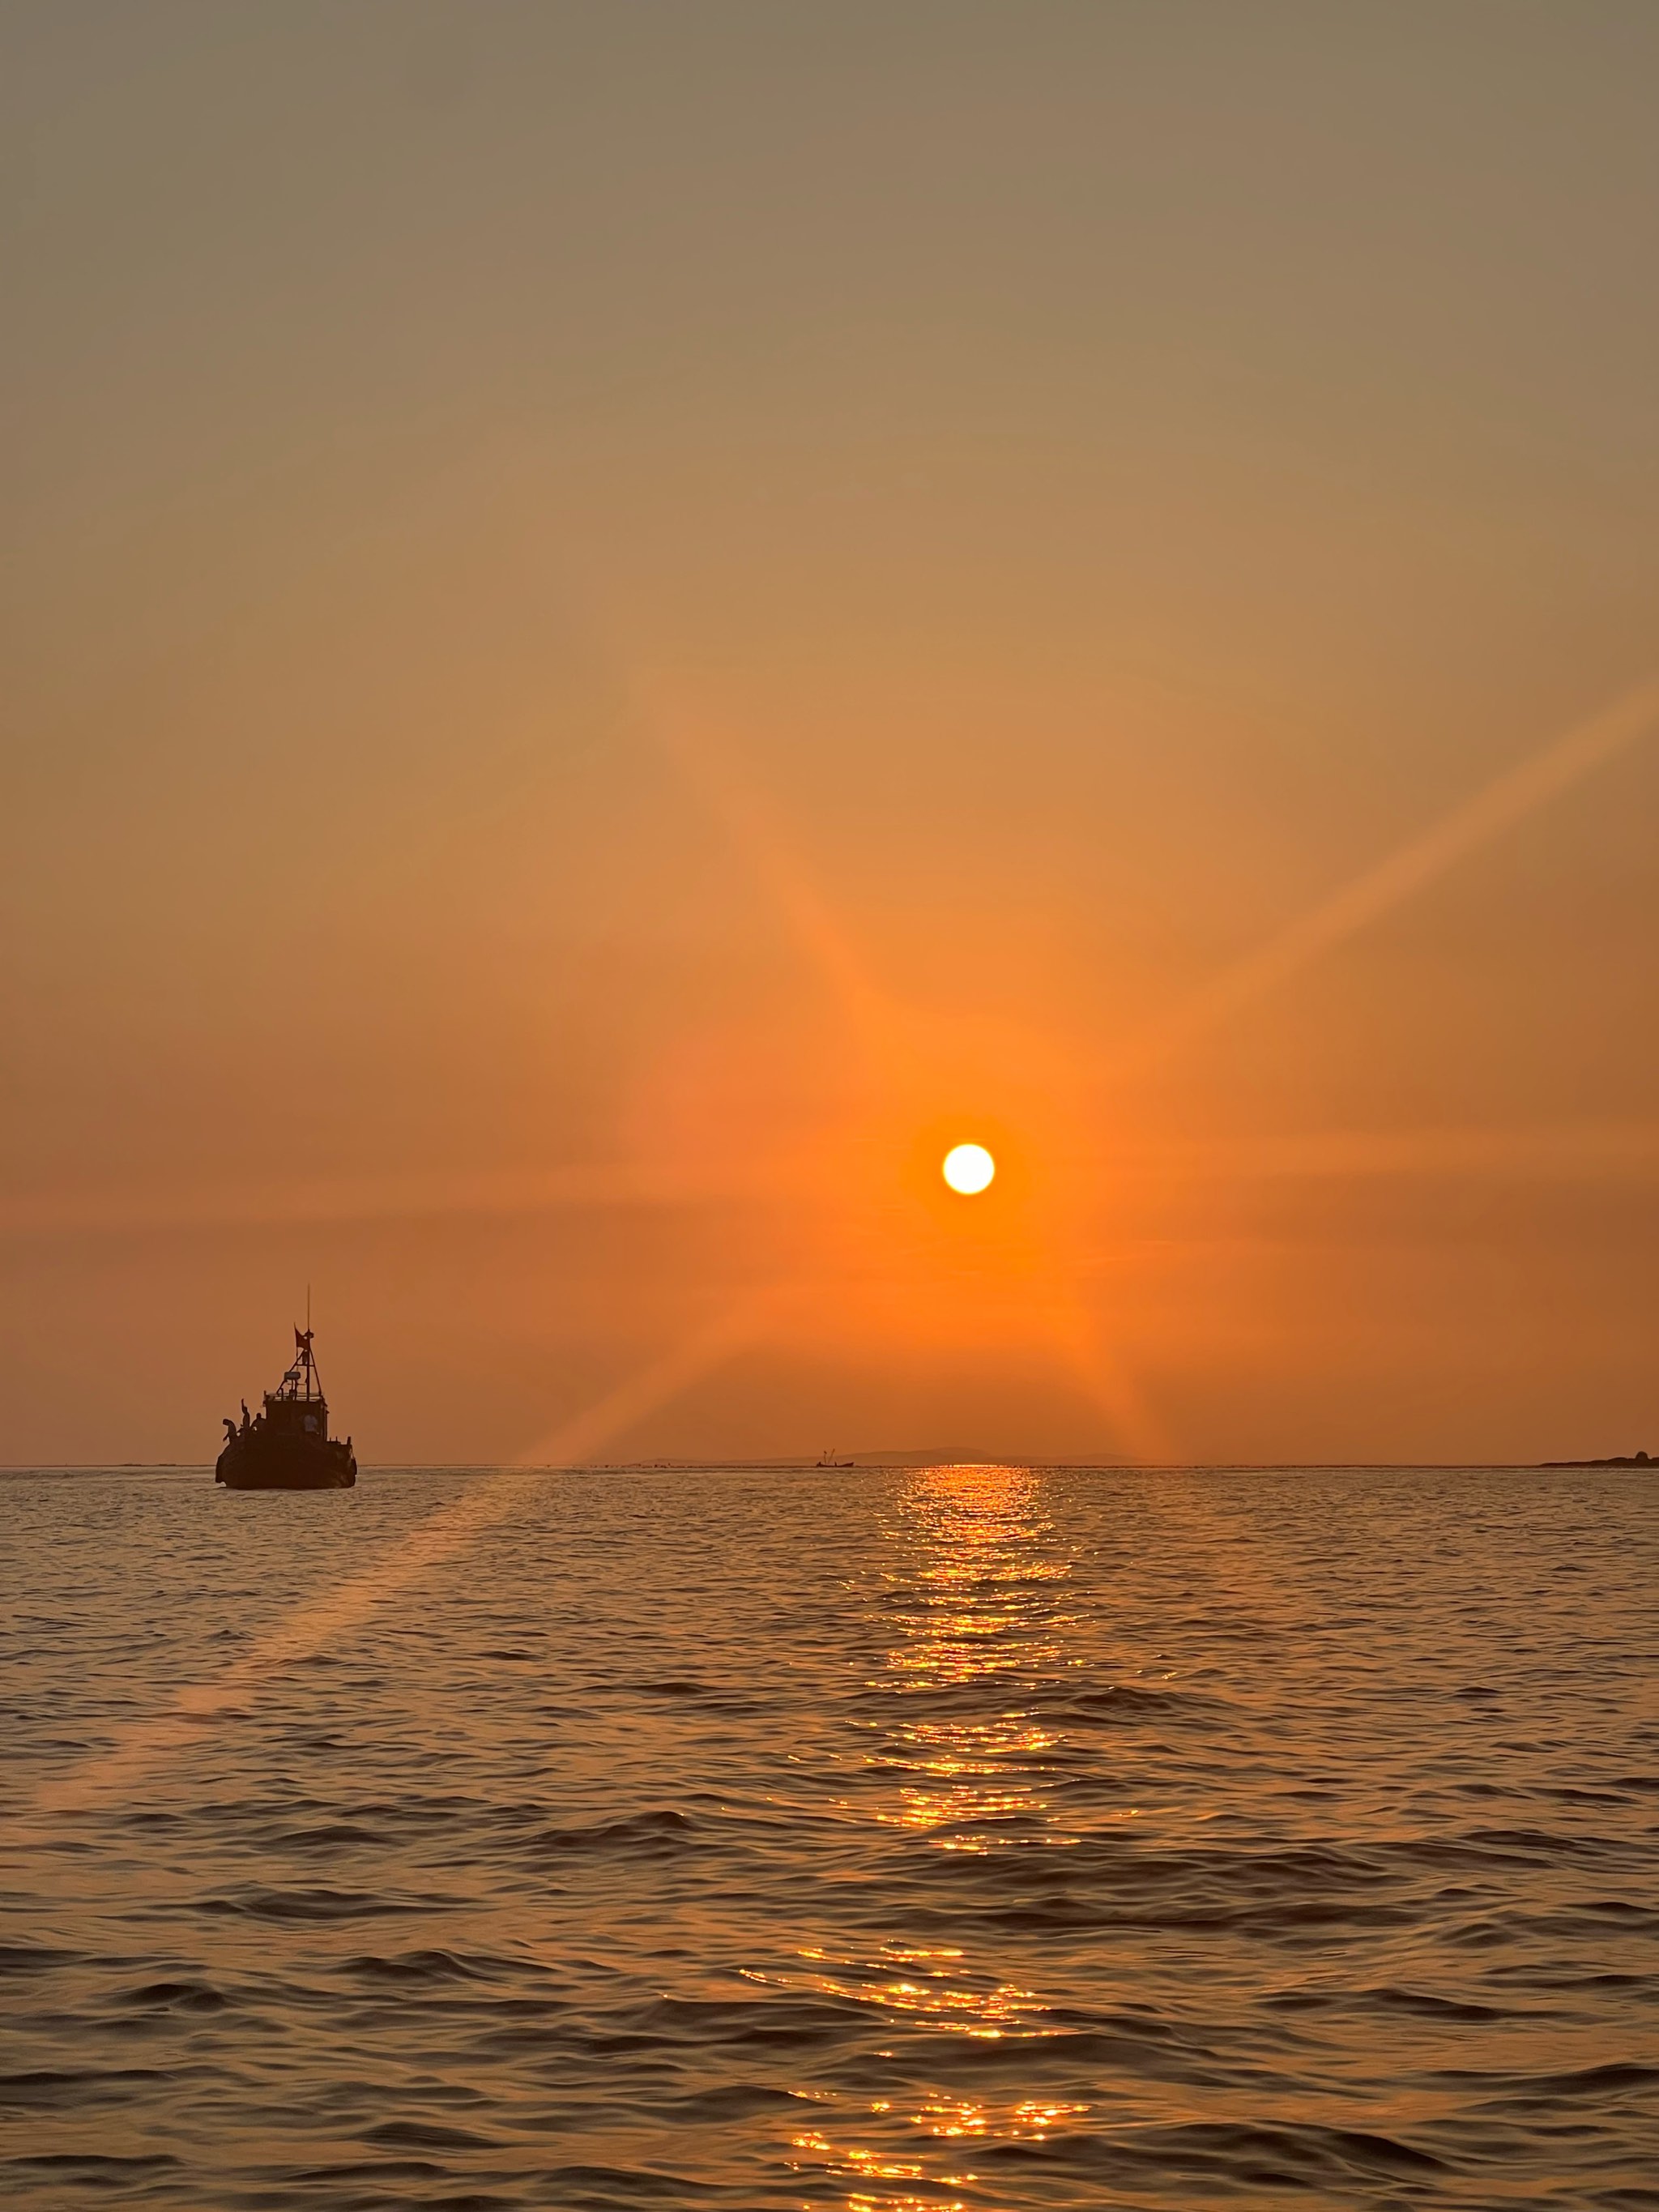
215 1431 356 1489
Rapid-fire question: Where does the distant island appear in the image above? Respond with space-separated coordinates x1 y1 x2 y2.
1540 1450 1653 1467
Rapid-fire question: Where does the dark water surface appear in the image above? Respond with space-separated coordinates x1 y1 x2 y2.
2 1463 1655 2209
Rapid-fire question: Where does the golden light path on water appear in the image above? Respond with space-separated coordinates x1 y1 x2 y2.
774 1463 1098 2211
764 1461 1409 2211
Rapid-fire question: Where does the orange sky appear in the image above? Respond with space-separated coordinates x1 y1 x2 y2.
2 5 1657 1465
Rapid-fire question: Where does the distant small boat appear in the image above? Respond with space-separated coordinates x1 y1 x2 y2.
816 1446 854 1468
216 1326 356 1490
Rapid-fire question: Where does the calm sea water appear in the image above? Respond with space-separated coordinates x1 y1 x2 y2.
2 1463 1655 2210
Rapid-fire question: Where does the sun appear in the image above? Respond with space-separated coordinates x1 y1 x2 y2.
942 1142 996 1195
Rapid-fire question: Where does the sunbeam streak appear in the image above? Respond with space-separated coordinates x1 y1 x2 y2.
647 702 895 1044
1112 672 1659 1078
0 1160 786 1241
19 1297 778 1832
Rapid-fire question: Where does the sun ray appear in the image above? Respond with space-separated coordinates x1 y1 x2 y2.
19 1294 778 1833
646 699 898 1047
1111 671 1659 1079
0 1158 787 1241
1043 1296 1177 1466
1116 1119 1659 1185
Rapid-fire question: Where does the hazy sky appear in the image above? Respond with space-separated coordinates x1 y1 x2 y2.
3 2 1657 1464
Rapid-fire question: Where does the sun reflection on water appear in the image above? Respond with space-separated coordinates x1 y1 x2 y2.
783 1463 1093 2206
755 1937 1051 2038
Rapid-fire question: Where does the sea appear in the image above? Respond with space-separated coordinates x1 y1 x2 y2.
2 1462 1655 2210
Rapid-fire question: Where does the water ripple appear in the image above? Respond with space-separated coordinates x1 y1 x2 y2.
2 1461 1655 2206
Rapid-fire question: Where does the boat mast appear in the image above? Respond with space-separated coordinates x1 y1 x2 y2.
275 1316 324 1404
302 1285 322 1400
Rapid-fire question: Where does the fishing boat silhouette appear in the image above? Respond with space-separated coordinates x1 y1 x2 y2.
216 1320 356 1490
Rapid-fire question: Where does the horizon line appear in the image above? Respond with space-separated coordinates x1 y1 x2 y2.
1 1456 1646 1475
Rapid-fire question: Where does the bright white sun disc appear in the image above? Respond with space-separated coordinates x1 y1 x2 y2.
942 1142 996 1195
